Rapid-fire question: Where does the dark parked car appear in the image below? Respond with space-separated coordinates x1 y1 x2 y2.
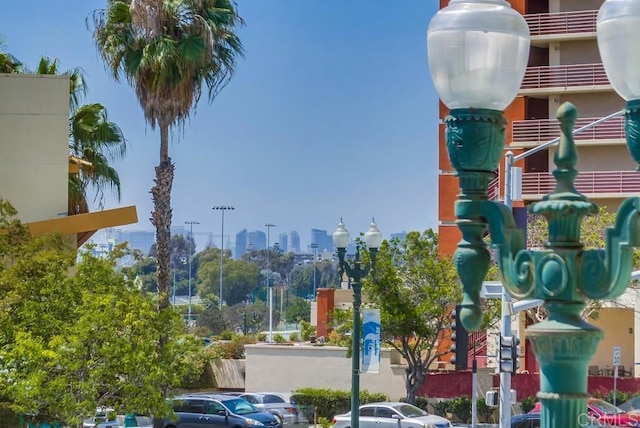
240 393 301 425
164 393 282 428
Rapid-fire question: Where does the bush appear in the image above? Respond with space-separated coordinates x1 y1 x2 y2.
218 330 235 340
273 333 286 344
477 398 495 423
291 388 388 421
289 332 300 342
257 332 267 342
520 395 538 414
449 396 472 423
209 336 256 359
412 396 430 412
432 400 450 417
300 321 316 341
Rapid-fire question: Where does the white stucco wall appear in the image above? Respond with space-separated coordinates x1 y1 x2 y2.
0 73 69 222
245 344 407 400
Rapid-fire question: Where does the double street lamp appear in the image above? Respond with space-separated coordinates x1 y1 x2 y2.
428 1 640 427
332 219 383 428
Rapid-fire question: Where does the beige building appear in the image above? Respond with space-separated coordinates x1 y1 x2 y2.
0 73 137 246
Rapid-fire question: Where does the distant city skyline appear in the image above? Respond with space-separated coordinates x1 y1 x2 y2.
89 224 408 261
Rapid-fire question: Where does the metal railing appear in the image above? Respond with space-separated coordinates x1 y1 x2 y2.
522 171 640 196
512 116 625 143
525 10 597 36
522 63 609 90
488 176 500 201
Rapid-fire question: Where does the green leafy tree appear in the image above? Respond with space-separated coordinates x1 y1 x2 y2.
197 247 260 306
127 234 195 295
364 230 463 404
91 1 244 353
285 298 311 324
242 248 295 282
226 301 269 335
197 295 228 335
0 201 202 425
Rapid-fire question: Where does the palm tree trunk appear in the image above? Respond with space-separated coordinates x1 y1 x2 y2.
151 122 173 428
152 122 173 311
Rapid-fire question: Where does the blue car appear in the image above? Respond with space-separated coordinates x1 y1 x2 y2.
164 393 282 428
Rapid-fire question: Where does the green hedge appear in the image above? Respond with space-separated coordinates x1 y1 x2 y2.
291 388 388 421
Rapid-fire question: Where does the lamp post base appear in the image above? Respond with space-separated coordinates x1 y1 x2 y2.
527 303 602 428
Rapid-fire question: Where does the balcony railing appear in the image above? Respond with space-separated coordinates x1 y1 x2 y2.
488 177 500 200
512 116 625 143
522 63 609 90
525 10 597 37
522 171 640 196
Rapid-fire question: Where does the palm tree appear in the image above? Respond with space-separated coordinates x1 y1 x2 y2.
91 0 243 318
28 57 127 213
0 37 22 73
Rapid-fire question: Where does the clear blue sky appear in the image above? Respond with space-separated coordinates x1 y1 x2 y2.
1 1 440 250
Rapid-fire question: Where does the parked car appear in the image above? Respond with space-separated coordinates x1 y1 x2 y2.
619 397 640 414
331 402 452 428
163 393 282 428
523 399 639 427
240 392 300 425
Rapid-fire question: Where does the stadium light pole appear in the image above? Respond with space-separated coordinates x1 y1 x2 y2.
185 220 199 326
333 219 383 428
213 206 235 309
265 223 276 342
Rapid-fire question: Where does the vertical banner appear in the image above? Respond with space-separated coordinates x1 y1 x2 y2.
362 309 381 374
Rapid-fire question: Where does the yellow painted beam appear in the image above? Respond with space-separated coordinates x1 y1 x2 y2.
26 206 138 237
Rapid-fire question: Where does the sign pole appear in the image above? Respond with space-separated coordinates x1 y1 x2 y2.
613 346 621 406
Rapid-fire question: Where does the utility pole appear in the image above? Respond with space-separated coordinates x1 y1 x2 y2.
185 220 199 326
265 223 276 342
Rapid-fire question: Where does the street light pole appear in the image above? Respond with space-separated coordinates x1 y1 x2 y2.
333 219 383 428
265 223 276 342
185 220 199 326
213 206 235 309
310 242 318 299
428 1 640 427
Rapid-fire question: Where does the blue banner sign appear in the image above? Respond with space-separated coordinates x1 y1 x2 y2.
362 309 381 374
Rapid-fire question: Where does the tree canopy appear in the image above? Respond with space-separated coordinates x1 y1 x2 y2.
363 230 462 404
0 201 202 426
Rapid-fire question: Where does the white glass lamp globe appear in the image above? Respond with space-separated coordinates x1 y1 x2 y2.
364 220 383 249
332 220 351 249
597 0 640 101
427 0 530 110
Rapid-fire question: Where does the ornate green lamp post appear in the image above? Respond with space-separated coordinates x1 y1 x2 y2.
333 219 383 428
428 0 640 427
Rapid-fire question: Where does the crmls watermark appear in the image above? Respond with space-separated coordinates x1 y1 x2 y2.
576 412 640 427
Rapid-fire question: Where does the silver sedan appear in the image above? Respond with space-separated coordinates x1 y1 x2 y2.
331 402 452 428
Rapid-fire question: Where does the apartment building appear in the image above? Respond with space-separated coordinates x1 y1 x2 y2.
437 0 640 375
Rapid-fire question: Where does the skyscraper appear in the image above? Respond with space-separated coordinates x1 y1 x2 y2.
311 228 333 252
247 230 266 251
289 231 301 253
278 232 288 252
235 229 248 259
